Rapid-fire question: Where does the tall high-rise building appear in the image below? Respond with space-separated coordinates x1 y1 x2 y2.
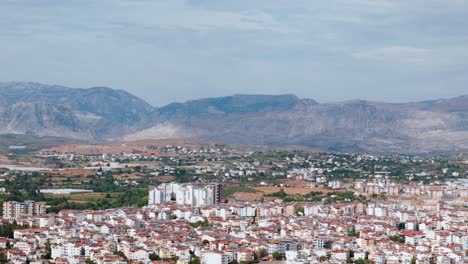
148 188 165 205
3 201 46 220
148 183 222 207
213 183 222 204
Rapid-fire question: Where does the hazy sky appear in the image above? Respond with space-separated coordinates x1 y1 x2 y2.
1 0 467 106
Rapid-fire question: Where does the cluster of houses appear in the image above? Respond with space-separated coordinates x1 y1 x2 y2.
2 193 467 264
354 178 468 198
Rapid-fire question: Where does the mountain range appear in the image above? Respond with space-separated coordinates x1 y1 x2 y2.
0 82 467 154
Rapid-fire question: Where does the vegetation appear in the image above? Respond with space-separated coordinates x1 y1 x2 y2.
319 254 331 262
354 259 371 264
223 185 257 198
0 172 148 212
348 230 360 238
295 205 304 215
190 220 211 228
371 193 387 200
324 192 366 204
263 189 365 204
0 222 28 238
41 240 51 259
149 253 161 261
265 188 288 198
190 255 201 264
283 191 323 203
389 235 405 243
0 251 7 264
254 248 268 261
272 251 281 260
113 250 128 260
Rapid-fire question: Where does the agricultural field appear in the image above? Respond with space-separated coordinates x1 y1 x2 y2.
224 181 348 202
44 192 109 204
255 186 341 195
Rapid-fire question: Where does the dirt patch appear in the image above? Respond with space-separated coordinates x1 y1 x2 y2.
47 169 93 176
228 184 343 202
0 155 10 163
113 173 144 180
230 192 264 202
277 179 315 187
254 186 339 195
45 192 106 202
150 175 176 182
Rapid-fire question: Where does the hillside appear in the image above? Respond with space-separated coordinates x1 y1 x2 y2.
134 96 468 154
1 82 467 153
0 82 154 139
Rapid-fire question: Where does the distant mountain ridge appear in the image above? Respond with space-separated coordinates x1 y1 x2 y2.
155 94 312 119
0 82 467 154
0 82 154 138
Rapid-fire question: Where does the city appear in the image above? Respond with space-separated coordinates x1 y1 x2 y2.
1 0 467 263
0 142 466 263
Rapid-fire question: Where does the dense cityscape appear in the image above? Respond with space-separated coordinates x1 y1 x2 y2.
0 141 466 263
2 0 468 263
0 0 468 264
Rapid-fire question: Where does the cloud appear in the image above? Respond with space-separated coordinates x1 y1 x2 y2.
121 2 289 33
353 46 431 64
0 0 467 105
352 46 468 71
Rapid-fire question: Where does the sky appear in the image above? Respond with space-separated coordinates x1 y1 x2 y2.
0 0 467 106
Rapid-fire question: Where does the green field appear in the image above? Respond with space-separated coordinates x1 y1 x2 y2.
222 185 258 198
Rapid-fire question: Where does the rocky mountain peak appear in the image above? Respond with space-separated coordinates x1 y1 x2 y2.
0 82 466 153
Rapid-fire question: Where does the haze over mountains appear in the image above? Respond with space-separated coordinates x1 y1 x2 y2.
0 82 467 154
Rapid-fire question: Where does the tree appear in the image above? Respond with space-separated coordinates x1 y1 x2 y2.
163 256 179 263
389 235 405 243
190 255 201 264
42 240 51 259
254 248 267 260
348 230 360 238
0 222 28 238
85 259 97 264
354 259 368 264
319 254 331 262
149 253 161 261
190 220 210 228
295 205 304 216
0 251 7 264
272 251 281 260
113 250 127 260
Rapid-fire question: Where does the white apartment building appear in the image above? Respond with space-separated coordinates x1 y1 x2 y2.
202 252 229 264
149 182 222 207
51 243 84 259
238 206 256 217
